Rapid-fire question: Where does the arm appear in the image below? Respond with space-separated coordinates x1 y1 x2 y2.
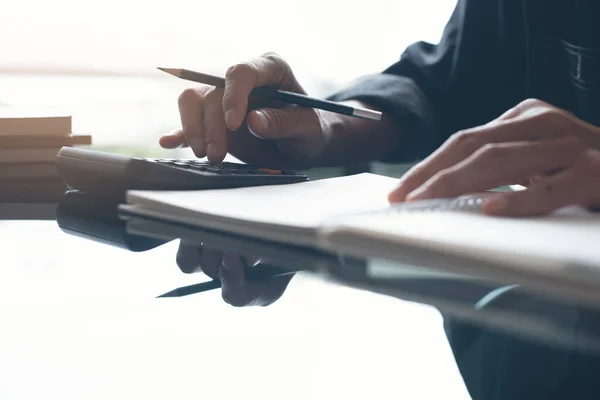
324 0 528 165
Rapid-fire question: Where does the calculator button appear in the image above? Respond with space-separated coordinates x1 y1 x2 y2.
174 161 191 168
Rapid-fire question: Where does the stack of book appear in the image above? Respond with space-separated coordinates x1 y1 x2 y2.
0 108 92 219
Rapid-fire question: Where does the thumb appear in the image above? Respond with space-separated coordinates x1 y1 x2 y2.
220 253 245 288
246 107 321 140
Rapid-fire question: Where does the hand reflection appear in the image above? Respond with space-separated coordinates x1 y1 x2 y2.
176 241 294 306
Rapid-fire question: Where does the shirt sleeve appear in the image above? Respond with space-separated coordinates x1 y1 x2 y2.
328 0 528 163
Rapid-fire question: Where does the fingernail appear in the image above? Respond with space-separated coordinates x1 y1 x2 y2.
221 255 245 287
484 196 508 214
388 189 403 203
253 111 269 132
222 258 233 271
247 111 267 139
207 143 217 160
406 188 427 201
225 109 236 129
190 138 203 155
388 182 407 203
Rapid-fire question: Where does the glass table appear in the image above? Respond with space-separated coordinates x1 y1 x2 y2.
1 192 600 400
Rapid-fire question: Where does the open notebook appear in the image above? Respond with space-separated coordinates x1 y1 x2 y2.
120 173 600 299
121 173 395 247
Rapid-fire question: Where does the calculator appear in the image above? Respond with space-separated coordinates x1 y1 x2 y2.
56 147 309 196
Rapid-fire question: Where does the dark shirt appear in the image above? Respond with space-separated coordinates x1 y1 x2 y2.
330 0 600 163
331 1 600 399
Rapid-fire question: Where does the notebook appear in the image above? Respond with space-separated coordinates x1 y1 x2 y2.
121 173 600 299
122 173 395 247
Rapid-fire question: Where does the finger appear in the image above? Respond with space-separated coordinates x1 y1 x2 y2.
220 254 247 306
178 88 206 157
223 54 296 131
159 128 189 149
486 149 600 216
220 255 294 307
175 241 203 274
202 88 228 164
177 243 222 279
246 107 321 140
389 111 576 202
199 247 223 280
483 175 578 217
403 137 583 201
484 169 584 216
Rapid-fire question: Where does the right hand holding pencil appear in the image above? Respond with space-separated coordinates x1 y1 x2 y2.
160 53 328 168
176 241 294 307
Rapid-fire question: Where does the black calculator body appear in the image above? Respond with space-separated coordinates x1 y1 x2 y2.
56 147 309 197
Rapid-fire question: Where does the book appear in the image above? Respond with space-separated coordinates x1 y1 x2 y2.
120 173 600 303
0 163 59 179
0 108 72 136
0 148 63 163
0 178 67 202
0 134 91 148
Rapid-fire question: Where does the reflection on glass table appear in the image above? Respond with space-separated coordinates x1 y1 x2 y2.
51 190 600 399
56 190 600 351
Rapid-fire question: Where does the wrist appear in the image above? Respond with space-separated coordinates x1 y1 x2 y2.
315 100 400 166
275 106 350 170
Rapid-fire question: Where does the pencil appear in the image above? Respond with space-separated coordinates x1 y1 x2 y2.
157 279 221 298
158 67 383 121
156 266 295 298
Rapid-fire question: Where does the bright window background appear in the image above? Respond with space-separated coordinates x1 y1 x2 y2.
0 3 476 400
0 0 456 153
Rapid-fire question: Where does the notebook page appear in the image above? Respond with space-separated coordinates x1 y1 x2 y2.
321 198 600 269
126 173 395 235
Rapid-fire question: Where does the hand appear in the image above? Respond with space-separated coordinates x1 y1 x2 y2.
388 99 600 216
175 241 294 307
160 53 328 169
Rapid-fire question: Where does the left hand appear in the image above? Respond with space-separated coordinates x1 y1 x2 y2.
388 99 600 216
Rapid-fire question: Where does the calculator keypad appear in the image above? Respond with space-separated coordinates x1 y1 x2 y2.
147 158 297 176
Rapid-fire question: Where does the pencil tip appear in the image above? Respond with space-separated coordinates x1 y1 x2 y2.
157 67 181 77
156 291 176 298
